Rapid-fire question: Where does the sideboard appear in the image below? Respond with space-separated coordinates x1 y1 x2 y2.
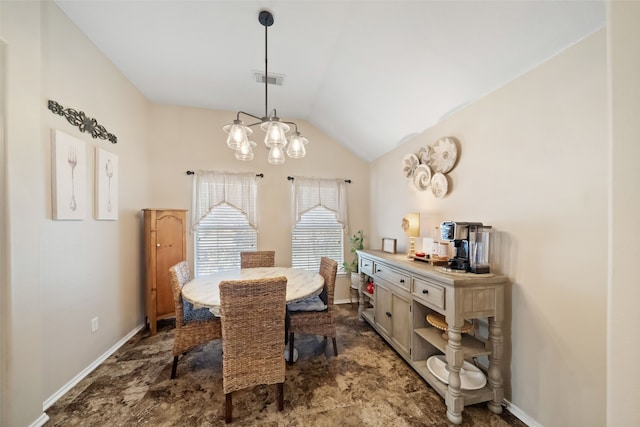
356 249 508 424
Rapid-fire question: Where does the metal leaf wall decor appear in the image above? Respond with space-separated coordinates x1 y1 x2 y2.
48 100 117 144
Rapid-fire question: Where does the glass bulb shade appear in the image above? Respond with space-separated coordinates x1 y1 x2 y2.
286 132 308 158
223 121 252 150
261 120 290 147
235 140 256 161
268 145 285 165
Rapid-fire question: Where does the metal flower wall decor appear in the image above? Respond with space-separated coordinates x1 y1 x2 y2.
401 136 459 198
48 100 117 144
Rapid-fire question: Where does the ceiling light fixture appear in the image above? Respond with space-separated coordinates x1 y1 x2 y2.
223 10 308 165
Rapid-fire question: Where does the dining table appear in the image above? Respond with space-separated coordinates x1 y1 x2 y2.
182 266 325 362
182 266 325 316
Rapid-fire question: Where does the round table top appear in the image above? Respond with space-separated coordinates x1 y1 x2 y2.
182 267 325 314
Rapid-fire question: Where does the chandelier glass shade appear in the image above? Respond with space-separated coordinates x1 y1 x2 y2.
223 10 309 165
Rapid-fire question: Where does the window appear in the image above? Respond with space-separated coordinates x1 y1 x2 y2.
290 177 349 271
291 206 344 271
194 204 257 275
191 171 258 276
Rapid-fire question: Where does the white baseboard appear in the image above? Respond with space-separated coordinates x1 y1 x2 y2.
335 298 357 305
505 399 542 427
42 323 146 411
29 412 49 427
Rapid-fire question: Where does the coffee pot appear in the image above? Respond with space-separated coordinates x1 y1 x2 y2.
469 224 492 274
440 221 491 273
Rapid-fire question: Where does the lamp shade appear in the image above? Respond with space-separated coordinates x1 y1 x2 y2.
223 120 252 150
261 120 290 147
402 213 420 237
235 140 256 161
268 145 285 165
286 132 308 158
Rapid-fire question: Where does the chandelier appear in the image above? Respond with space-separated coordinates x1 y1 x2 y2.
223 10 308 165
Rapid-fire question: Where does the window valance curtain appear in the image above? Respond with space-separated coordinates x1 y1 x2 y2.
291 177 348 232
191 171 257 231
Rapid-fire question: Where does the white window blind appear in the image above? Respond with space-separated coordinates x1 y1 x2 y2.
291 206 344 271
194 203 257 276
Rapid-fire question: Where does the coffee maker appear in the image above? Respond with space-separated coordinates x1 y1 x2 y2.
440 221 491 273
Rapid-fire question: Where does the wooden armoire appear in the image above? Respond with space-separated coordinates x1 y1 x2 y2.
142 209 188 335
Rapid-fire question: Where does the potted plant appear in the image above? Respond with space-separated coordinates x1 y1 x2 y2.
342 229 364 290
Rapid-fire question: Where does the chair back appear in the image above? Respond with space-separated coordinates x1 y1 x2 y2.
240 250 276 268
219 276 287 394
318 257 338 311
169 261 191 328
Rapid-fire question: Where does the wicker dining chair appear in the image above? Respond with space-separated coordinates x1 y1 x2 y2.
287 257 339 365
240 250 276 268
219 276 287 423
169 261 222 379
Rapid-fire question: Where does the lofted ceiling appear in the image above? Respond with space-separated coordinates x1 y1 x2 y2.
54 1 605 162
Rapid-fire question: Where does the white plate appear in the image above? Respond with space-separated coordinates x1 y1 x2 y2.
413 164 432 191
428 137 458 173
402 153 419 179
426 355 487 390
431 172 448 198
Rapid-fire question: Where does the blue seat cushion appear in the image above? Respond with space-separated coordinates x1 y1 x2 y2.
287 295 328 312
183 300 215 323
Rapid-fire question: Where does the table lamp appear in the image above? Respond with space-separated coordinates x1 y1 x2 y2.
401 213 420 258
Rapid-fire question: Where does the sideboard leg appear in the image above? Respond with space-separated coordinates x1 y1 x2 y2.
357 271 366 321
446 325 464 425
487 316 504 414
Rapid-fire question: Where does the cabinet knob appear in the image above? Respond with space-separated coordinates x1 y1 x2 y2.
376 269 381 273
422 289 429 294
400 279 405 283
386 311 392 317
156 243 161 247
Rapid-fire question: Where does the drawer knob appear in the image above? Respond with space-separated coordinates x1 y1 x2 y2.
400 279 405 283
386 311 392 317
377 269 381 273
422 289 429 294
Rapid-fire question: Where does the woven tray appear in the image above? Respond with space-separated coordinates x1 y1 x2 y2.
426 313 472 339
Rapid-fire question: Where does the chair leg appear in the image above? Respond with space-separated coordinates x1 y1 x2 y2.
171 356 178 379
225 393 232 423
288 332 295 365
277 383 284 411
332 337 338 356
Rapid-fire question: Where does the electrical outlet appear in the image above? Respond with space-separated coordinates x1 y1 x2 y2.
91 317 99 333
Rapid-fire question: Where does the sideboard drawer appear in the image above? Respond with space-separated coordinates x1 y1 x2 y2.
412 277 445 310
359 256 374 276
374 263 410 291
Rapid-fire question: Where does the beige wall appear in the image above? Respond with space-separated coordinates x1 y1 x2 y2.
370 30 608 426
40 1 152 402
147 103 370 301
2 2 151 425
1 2 45 425
608 2 640 426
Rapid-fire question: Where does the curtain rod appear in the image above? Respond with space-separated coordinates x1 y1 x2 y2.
287 176 351 183
186 171 264 178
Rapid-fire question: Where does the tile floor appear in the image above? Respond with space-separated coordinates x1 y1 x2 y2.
45 304 526 426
